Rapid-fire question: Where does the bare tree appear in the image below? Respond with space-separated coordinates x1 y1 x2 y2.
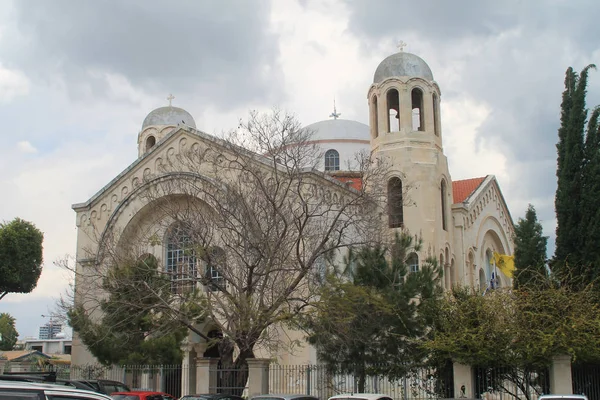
65 109 406 388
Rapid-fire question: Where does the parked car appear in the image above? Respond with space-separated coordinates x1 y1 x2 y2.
181 394 244 400
111 390 176 400
539 395 589 400
70 379 131 395
0 379 112 399
328 394 393 400
251 394 319 400
0 372 130 395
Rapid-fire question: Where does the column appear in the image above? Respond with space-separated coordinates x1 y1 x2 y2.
550 355 573 394
247 358 270 398
196 358 219 394
453 362 474 398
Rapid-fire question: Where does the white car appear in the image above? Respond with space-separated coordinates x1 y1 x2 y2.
539 395 588 400
0 380 113 399
329 394 393 400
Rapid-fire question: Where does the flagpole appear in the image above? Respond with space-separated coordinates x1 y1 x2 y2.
493 252 498 288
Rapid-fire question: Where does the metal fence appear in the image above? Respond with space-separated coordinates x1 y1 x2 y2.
209 362 248 396
472 366 549 400
269 364 454 400
3 362 184 398
572 362 600 400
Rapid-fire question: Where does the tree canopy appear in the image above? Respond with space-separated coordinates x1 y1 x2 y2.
427 285 600 369
0 218 44 301
0 313 18 351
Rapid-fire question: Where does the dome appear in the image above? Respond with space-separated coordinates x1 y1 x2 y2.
373 52 434 83
304 119 370 142
142 106 196 130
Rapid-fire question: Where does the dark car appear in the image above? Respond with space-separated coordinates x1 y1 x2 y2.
180 394 245 400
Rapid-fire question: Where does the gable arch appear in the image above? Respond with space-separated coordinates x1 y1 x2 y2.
475 215 512 257
96 172 226 264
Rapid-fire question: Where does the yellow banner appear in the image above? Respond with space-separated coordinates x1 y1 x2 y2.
493 252 515 278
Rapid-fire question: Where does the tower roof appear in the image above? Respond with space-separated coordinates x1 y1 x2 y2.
142 106 196 130
303 119 370 142
373 51 434 83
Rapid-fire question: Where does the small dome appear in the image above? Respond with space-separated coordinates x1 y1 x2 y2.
373 52 434 83
304 119 370 141
142 106 196 130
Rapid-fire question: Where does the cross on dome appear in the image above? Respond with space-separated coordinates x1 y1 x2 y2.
397 40 407 52
329 99 341 120
167 94 175 107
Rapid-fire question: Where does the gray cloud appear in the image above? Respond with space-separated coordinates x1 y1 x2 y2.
1 0 283 109
339 0 600 239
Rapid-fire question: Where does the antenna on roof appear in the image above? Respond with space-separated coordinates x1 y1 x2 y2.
329 98 341 120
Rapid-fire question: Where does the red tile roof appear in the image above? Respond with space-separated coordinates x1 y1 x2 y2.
452 176 487 204
331 175 363 191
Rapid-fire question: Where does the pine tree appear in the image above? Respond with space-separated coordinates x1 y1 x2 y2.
513 204 548 290
553 65 596 283
303 231 443 391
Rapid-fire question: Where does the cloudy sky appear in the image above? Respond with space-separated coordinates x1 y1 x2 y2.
0 0 599 339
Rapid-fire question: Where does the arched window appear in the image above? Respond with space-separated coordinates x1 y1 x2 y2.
388 177 403 228
386 89 400 132
145 135 156 152
205 247 225 292
411 88 424 131
324 149 340 171
432 93 440 136
166 225 198 293
407 253 419 273
371 95 379 138
441 179 448 231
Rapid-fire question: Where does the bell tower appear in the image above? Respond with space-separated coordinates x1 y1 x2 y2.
368 48 453 283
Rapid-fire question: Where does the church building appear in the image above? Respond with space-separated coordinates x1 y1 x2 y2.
71 50 515 368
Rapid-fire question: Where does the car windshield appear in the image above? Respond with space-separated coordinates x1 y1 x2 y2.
111 396 140 400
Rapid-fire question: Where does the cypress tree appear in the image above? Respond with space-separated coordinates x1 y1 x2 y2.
554 68 577 268
553 65 596 283
581 107 600 279
513 204 548 290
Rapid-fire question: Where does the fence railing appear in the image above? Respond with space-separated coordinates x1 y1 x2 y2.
572 363 600 400
269 364 454 400
472 366 549 400
2 362 184 398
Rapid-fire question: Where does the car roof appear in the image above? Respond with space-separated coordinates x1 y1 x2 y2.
329 394 392 400
539 396 588 400
251 395 319 400
113 391 173 395
0 380 112 399
184 395 244 399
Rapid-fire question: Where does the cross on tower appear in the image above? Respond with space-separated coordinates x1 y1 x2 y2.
329 99 341 120
167 94 175 107
397 40 407 52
